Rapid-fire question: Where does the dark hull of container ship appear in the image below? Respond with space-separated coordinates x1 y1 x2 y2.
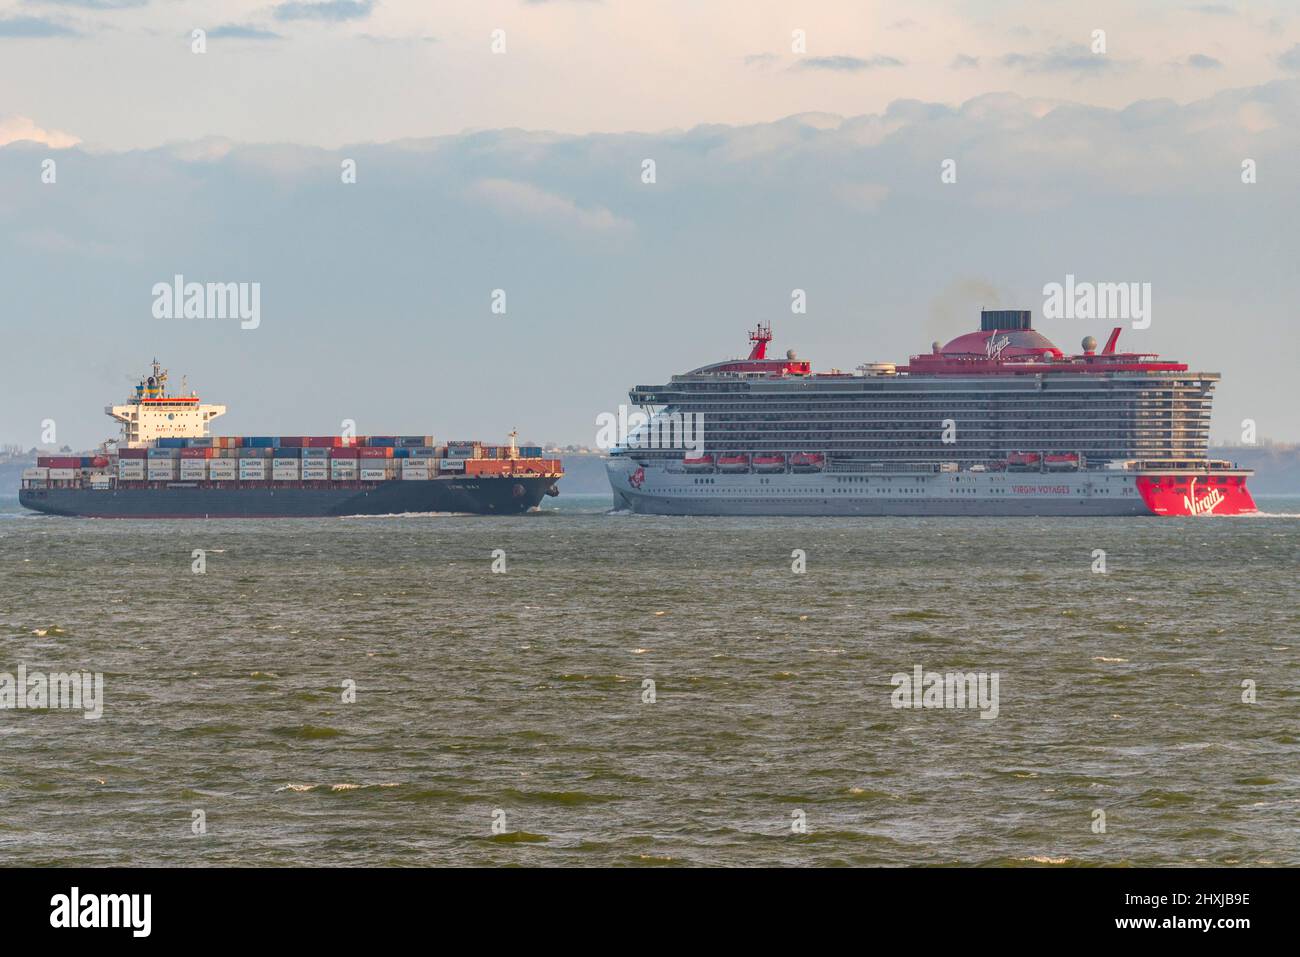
18 476 558 518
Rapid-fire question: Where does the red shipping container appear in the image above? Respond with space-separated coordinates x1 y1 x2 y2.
329 448 360 459
180 447 214 459
358 447 393 458
38 456 82 468
117 448 148 459
280 436 305 448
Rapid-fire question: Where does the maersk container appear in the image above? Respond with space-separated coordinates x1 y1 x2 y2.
437 459 465 471
301 448 329 459
368 437 396 447
272 459 300 471
156 438 187 448
272 447 301 459
208 463 237 480
186 437 214 448
148 447 179 458
359 468 389 482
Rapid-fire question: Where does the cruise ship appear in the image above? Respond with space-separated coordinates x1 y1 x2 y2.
606 311 1256 517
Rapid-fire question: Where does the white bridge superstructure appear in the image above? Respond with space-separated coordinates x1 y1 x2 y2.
107 359 226 447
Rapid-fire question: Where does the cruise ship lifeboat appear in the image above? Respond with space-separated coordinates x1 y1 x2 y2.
1043 452 1082 471
682 454 716 473
789 452 825 473
752 453 786 473
716 453 751 473
1006 452 1042 471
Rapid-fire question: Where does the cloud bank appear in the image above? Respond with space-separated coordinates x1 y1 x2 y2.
1 80 1296 446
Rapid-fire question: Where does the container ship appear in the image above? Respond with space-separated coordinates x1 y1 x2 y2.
19 361 562 518
607 311 1256 517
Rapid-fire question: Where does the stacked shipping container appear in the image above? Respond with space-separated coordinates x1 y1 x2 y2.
28 435 558 489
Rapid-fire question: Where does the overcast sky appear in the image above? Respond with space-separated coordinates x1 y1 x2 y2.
1 0 1298 447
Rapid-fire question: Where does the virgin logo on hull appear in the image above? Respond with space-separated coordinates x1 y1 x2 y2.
1136 475 1253 516
1183 477 1225 516
628 467 645 489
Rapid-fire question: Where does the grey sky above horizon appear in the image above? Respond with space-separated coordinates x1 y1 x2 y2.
1 0 1298 448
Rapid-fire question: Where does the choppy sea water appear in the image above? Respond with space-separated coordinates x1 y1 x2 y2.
0 494 1297 867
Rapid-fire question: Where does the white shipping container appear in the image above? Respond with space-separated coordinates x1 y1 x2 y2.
208 465 237 480
301 470 328 480
437 459 465 471
48 468 76 480
272 470 299 481
180 464 207 476
401 468 430 481
359 468 389 482
22 467 49 480
89 474 113 488
239 467 267 479
272 459 300 470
